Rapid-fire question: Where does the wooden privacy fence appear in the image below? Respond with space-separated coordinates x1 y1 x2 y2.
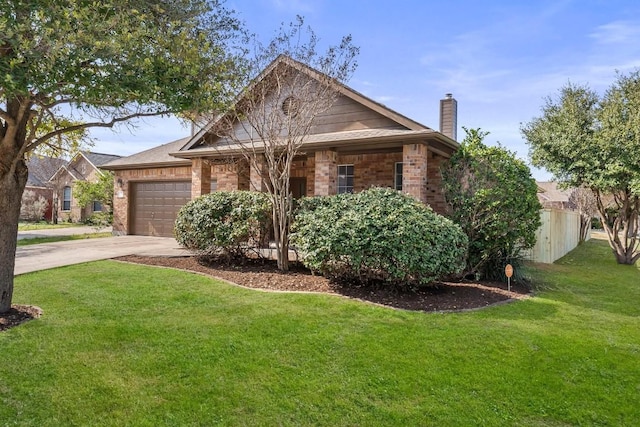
525 208 589 264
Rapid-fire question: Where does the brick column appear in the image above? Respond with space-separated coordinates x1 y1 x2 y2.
426 152 448 215
112 172 128 235
250 155 266 192
402 143 428 204
314 149 337 196
191 158 211 198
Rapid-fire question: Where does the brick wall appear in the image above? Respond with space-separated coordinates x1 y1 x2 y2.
336 152 402 192
113 160 253 235
191 158 211 198
249 156 267 192
213 159 249 191
112 165 192 235
314 150 337 195
52 170 83 223
402 143 429 204
112 148 451 235
425 152 448 215
290 156 315 196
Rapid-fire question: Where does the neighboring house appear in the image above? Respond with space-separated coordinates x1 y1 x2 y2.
103 56 460 237
22 156 67 221
536 181 573 209
49 151 121 222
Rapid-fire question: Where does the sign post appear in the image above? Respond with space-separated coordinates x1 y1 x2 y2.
505 264 513 292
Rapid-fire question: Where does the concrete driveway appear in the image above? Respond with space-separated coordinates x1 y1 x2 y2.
17 225 113 240
14 235 189 275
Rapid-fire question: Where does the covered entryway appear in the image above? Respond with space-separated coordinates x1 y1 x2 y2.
130 181 191 237
290 177 307 199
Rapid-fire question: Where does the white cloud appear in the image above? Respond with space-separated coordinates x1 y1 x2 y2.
590 20 640 44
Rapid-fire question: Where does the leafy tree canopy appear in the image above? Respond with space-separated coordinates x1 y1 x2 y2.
0 0 246 312
74 171 114 211
521 71 640 264
1 0 246 158
442 127 541 279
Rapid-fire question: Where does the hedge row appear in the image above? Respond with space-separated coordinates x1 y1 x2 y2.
174 191 271 260
175 188 468 286
291 188 467 286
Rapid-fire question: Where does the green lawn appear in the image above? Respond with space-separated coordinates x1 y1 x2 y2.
16 232 113 246
2 239 639 426
17 222 83 231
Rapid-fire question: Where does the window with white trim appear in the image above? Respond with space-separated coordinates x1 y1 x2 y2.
337 165 354 194
394 162 403 191
92 200 102 212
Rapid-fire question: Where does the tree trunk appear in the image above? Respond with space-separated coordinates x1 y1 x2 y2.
579 215 590 243
0 158 28 313
597 207 640 265
272 192 290 271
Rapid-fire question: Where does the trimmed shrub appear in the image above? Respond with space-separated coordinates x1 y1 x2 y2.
174 191 272 260
441 128 541 280
84 211 112 228
20 190 48 221
291 188 468 287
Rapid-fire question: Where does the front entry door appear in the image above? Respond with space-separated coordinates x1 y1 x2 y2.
290 177 307 199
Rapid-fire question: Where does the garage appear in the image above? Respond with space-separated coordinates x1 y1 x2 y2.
130 181 191 237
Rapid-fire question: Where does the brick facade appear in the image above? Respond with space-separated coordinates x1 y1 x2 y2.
191 158 211 198
112 146 450 234
249 155 267 192
51 155 121 223
112 160 254 235
105 60 460 234
336 152 403 193
52 156 101 222
213 160 249 191
425 151 447 214
290 156 315 196
112 165 192 235
402 143 429 205
314 150 337 196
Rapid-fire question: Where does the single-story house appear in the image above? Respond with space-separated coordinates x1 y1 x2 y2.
536 181 573 210
22 156 67 221
103 56 460 237
49 151 121 222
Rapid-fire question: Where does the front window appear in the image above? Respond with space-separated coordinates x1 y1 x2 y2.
92 201 102 212
210 180 218 192
337 165 354 194
62 186 72 211
395 162 403 191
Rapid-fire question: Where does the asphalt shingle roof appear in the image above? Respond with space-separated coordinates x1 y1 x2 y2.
537 181 572 203
83 151 122 167
101 137 191 169
26 156 67 187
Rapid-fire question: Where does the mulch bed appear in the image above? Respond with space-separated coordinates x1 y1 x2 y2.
1 256 531 332
115 255 532 312
0 304 42 332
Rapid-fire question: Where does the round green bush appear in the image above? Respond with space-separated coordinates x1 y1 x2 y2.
291 188 468 286
174 191 272 259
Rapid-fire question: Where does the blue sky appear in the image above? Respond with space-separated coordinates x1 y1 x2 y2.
90 0 640 180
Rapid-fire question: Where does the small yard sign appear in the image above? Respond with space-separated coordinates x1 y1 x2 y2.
505 264 513 292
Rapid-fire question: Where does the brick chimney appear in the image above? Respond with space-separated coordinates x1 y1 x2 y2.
439 93 457 141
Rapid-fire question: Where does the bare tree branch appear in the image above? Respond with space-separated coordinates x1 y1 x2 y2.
27 110 172 152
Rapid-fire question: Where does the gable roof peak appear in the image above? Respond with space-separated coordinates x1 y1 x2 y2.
181 54 434 152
